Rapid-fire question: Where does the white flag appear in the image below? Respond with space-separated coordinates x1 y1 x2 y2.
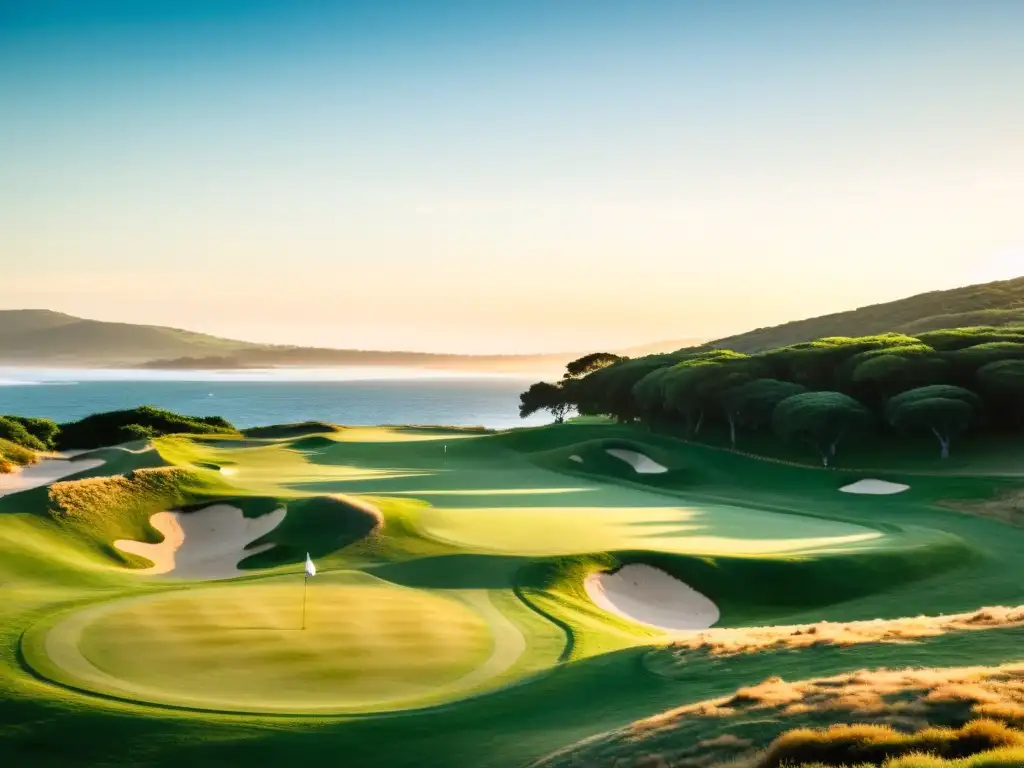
305 552 317 578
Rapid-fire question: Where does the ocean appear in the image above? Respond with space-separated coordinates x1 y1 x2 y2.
0 368 551 430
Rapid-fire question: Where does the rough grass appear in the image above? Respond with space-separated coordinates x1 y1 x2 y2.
647 606 1024 669
533 664 1024 768
46 467 207 566
0 437 36 473
751 719 1024 768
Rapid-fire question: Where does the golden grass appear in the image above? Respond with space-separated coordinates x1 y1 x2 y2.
534 664 1024 768
750 719 1024 768
0 438 36 473
47 467 198 521
649 607 1024 669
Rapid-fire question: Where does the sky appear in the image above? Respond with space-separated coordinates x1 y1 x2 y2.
1 1 1022 354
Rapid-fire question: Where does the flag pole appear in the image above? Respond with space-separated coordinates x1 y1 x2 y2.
301 574 308 630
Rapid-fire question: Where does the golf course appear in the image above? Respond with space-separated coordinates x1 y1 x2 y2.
3 403 1024 767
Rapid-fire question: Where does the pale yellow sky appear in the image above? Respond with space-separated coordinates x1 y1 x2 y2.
1 2 1022 354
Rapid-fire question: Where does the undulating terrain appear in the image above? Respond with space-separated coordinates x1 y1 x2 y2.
3 405 1024 766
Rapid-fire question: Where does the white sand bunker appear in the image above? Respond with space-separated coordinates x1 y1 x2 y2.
0 457 106 498
569 455 584 464
585 564 719 631
114 504 286 580
606 449 667 474
840 479 910 495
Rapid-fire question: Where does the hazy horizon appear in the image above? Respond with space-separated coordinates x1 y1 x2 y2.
2 1 1022 354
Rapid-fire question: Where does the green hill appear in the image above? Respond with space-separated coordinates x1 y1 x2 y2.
705 276 1024 353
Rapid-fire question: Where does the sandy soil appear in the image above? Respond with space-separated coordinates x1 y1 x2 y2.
114 504 286 580
840 479 910 495
0 457 106 498
606 449 668 474
585 564 720 631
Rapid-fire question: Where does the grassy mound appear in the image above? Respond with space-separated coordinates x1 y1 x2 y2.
0 438 36 473
56 406 238 450
532 663 1024 768
46 467 211 566
240 496 382 569
242 422 342 438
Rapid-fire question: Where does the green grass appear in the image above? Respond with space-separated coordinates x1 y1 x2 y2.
2 420 1024 766
31 572 501 714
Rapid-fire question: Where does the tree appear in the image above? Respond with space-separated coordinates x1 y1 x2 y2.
884 385 982 458
772 392 871 467
631 366 677 428
563 352 624 380
976 360 1024 427
518 381 572 423
846 348 949 403
660 352 758 438
721 379 808 446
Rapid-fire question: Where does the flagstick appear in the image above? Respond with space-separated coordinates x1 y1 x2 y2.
301 575 308 630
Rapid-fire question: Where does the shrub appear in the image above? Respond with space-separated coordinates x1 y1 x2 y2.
1 415 59 449
56 406 237 450
0 417 46 451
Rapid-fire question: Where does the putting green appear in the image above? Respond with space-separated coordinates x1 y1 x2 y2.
414 504 891 557
30 572 522 714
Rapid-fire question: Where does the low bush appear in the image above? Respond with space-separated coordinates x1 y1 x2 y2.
56 406 237 450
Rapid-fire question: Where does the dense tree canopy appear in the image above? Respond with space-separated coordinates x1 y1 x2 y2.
520 325 1024 464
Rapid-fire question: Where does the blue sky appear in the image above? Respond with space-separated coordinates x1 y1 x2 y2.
1 1 1021 352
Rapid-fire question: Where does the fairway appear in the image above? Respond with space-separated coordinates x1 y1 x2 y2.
414 503 889 556
32 572 509 713
3 420 1018 767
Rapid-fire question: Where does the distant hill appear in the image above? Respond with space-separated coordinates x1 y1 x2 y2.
705 276 1024 353
0 310 262 365
0 309 629 372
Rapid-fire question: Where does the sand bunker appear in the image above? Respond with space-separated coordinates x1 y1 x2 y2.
114 504 286 580
606 449 667 474
585 564 719 631
0 457 105 498
569 455 584 464
840 479 910 495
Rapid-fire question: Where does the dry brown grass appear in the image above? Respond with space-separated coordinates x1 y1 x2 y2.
648 608 1024 671
534 664 1024 768
941 491 1024 527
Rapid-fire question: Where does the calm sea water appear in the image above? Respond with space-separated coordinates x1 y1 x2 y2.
0 368 550 430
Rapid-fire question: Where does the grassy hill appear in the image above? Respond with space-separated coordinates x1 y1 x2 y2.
705 276 1024 353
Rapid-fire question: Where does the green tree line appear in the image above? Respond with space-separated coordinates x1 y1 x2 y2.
520 327 1024 466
